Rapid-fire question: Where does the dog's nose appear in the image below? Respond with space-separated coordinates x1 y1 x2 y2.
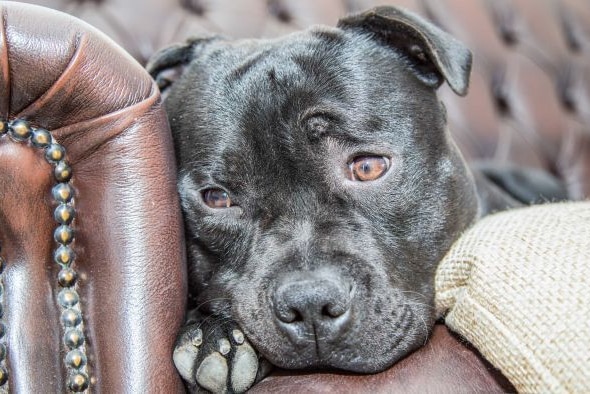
272 273 353 343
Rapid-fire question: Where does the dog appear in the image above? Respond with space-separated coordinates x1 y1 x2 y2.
147 6 567 393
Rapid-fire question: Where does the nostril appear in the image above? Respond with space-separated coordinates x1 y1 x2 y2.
286 309 304 323
276 305 304 324
321 303 346 318
291 309 304 322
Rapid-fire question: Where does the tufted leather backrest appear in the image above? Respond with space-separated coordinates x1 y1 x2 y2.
24 0 590 201
0 2 186 392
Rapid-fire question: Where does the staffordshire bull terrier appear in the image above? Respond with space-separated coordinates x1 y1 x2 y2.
147 6 566 393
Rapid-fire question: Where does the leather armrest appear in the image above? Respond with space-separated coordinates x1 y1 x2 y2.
0 3 186 392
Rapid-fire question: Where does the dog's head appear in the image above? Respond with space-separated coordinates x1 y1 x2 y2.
149 6 478 373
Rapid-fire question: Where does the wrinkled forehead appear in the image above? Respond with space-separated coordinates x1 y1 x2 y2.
194 27 355 105
178 26 435 180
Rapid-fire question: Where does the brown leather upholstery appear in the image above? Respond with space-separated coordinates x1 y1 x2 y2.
0 2 185 392
250 324 513 393
5 0 590 392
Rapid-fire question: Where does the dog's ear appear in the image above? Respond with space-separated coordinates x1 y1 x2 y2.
146 37 219 97
338 6 472 96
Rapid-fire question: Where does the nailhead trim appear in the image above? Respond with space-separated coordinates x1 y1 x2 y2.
0 120 9 392
0 249 7 392
1 119 91 392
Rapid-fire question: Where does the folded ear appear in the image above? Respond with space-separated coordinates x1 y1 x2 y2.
146 36 219 97
338 6 472 96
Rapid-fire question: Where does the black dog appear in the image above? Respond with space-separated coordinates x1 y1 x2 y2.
148 6 565 393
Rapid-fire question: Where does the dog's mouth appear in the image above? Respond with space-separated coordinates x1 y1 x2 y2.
272 305 420 373
233 272 435 373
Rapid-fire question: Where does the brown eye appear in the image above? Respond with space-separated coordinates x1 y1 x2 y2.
348 156 390 181
202 189 232 208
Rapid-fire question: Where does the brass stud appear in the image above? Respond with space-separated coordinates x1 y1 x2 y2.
45 143 66 163
54 245 74 266
58 268 77 287
58 289 79 308
61 309 82 327
54 161 72 182
68 372 89 392
64 328 85 348
0 366 7 386
66 349 87 369
54 204 75 225
9 119 31 141
31 128 52 148
2 118 88 391
52 183 74 203
54 225 74 245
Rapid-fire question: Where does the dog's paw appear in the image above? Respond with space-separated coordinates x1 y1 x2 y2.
173 318 265 393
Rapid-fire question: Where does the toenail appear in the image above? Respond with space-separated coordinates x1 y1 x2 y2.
218 338 231 355
190 328 203 346
232 329 245 345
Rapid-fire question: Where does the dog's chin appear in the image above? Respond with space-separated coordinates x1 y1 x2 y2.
246 323 428 374
265 348 414 374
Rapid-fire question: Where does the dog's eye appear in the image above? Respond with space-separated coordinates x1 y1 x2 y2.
348 156 390 181
202 188 232 208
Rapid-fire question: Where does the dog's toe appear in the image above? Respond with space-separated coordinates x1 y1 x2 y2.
173 315 270 393
173 327 203 385
230 332 258 392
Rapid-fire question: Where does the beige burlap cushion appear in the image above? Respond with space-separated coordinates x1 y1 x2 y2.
435 201 590 393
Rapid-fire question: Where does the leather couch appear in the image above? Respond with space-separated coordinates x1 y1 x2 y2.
1 0 588 392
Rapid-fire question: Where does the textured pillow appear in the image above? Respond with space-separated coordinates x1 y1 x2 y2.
435 201 590 393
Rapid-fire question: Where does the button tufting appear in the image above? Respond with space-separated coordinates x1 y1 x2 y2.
491 70 512 116
487 1 520 46
181 0 205 16
268 0 292 23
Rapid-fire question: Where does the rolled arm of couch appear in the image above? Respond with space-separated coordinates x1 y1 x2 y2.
0 2 186 392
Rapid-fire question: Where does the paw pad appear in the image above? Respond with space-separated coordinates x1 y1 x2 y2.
174 324 263 393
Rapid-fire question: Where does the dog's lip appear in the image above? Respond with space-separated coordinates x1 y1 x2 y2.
256 333 409 373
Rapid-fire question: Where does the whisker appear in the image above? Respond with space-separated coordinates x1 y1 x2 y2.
194 297 232 311
400 290 430 301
